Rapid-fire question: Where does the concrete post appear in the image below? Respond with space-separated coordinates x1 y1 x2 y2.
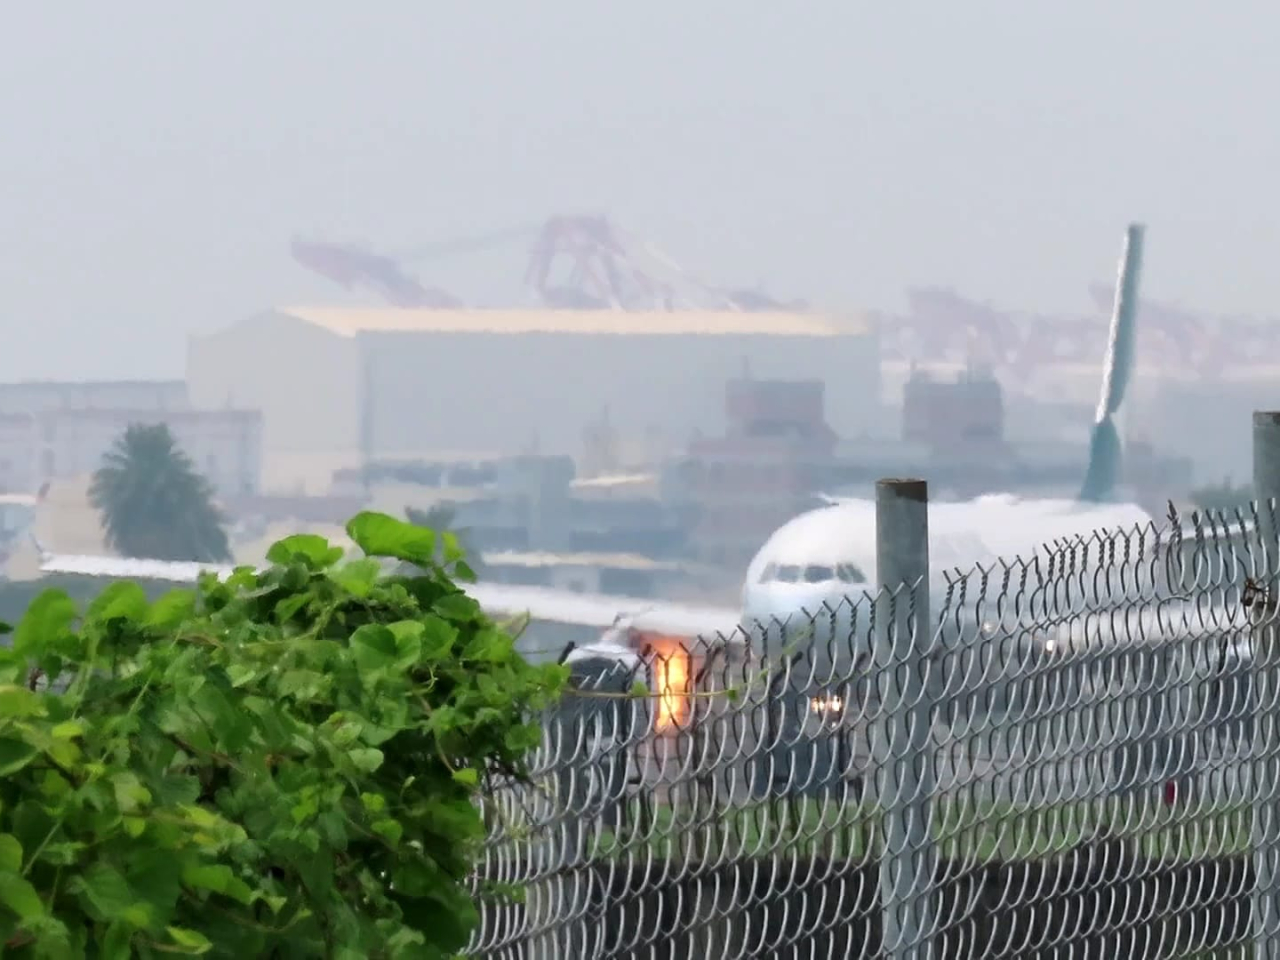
874 478 936 959
1252 412 1280 957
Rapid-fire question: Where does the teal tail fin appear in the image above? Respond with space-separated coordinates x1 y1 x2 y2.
1078 222 1145 503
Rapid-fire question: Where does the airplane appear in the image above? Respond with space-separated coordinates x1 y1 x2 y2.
30 223 1151 666
493 220 1153 651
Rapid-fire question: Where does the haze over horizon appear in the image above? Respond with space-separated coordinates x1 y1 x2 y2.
3 0 1277 381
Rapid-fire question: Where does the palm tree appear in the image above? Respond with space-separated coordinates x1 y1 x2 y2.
89 423 232 563
405 502 484 574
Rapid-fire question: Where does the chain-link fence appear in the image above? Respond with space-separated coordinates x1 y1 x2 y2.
460 495 1280 958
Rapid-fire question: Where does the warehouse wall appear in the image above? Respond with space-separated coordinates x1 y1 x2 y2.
188 312 879 492
187 313 360 489
357 329 880 459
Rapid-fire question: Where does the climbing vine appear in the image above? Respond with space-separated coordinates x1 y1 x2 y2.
0 511 567 958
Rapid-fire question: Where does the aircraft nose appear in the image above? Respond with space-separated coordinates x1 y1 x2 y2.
742 584 866 640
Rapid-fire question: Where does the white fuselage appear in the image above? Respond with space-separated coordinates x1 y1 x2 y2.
738 494 1156 643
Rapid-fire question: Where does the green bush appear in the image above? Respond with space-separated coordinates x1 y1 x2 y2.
0 577 177 628
0 511 567 958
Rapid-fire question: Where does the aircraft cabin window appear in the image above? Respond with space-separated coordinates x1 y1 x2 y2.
803 565 834 584
776 565 801 584
837 563 867 584
758 563 778 584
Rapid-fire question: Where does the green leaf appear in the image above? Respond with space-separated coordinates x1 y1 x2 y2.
327 714 363 747
389 865 478 950
147 589 196 629
267 533 343 568
346 511 437 565
0 872 45 921
41 841 86 866
10 802 53 861
0 834 23 872
349 747 385 773
350 624 397 672
0 737 39 777
72 863 136 920
120 901 154 929
332 558 383 598
14 588 77 657
101 920 134 959
418 615 458 659
463 627 513 663
85 580 149 625
434 592 480 623
371 818 403 845
441 530 465 563
274 592 310 622
226 663 261 688
111 772 153 814
278 668 331 702
386 620 425 665
51 719 87 740
166 926 214 954
0 684 47 719
180 864 254 905
451 767 479 787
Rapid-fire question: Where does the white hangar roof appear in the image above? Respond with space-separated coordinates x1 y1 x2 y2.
269 306 871 339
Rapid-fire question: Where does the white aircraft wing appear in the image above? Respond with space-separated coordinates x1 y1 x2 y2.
467 582 743 641
37 553 239 584
35 551 742 641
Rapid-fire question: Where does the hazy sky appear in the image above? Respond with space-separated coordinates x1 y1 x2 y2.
3 2 1276 380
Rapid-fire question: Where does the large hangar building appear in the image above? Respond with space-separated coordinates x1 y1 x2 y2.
187 307 879 491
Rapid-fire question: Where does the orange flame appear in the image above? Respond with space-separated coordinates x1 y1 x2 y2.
650 637 691 732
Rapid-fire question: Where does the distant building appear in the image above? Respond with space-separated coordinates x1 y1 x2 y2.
0 380 262 497
902 366 1003 447
36 408 263 497
666 378 838 567
186 307 880 490
341 452 694 569
883 356 1231 493
481 550 691 598
669 371 1193 569
218 492 368 528
0 379 189 415
1147 376 1280 487
4 476 104 576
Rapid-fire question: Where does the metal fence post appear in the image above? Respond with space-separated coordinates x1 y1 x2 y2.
874 478 936 959
1253 411 1280 957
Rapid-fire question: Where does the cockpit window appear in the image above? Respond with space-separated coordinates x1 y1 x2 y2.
757 563 870 586
803 565 834 584
837 563 867 584
759 562 865 585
